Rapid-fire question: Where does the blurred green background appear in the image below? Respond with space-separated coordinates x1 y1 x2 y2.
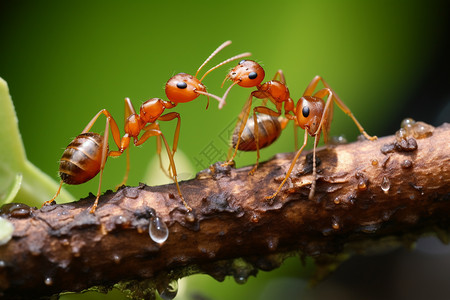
1 1 449 299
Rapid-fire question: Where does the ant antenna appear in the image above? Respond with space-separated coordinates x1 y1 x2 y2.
195 53 251 104
195 41 232 78
200 52 251 82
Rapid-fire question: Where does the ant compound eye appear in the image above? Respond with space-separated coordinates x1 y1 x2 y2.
176 81 187 89
248 72 258 80
239 59 246 65
302 106 310 118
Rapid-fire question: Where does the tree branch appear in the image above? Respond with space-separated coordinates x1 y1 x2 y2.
1 123 449 299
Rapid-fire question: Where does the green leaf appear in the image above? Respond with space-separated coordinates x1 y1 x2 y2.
0 77 75 207
0 216 14 246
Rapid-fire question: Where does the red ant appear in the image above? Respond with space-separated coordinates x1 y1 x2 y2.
44 41 251 213
219 60 377 199
265 75 377 200
219 60 296 174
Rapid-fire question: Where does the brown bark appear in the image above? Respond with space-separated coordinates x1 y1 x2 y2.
1 123 449 299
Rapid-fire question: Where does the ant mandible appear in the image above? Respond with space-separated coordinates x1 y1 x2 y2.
44 41 251 213
265 75 377 200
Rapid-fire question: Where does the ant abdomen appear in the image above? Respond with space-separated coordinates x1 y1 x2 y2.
232 114 282 151
59 132 108 185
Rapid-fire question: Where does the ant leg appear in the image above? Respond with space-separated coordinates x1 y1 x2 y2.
307 76 377 141
135 129 191 211
140 123 171 178
158 112 181 154
90 116 112 213
308 134 320 200
113 148 130 190
124 97 137 116
332 94 377 141
265 130 309 201
303 75 323 97
310 88 335 143
222 93 254 166
249 106 281 175
42 180 63 207
272 70 286 84
158 112 181 177
81 109 122 148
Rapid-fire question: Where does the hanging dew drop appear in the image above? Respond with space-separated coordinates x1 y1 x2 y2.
332 221 340 230
149 216 169 244
234 274 248 284
159 280 178 300
381 176 391 194
185 211 195 223
44 277 53 286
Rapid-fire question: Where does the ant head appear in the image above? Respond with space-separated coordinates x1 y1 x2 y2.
226 60 265 88
296 96 325 135
165 73 206 104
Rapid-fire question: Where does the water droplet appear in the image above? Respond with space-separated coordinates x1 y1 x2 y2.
358 180 367 191
185 211 195 223
360 223 381 233
0 203 32 218
332 220 340 230
381 176 390 193
60 238 70 246
412 121 434 139
112 254 121 264
266 237 278 251
124 187 139 199
149 216 169 244
114 215 130 228
371 159 378 166
72 246 81 257
159 280 178 300
395 128 407 141
401 118 416 129
355 172 368 191
329 135 348 145
250 214 260 223
0 260 5 268
234 275 248 284
401 159 413 169
333 197 341 205
401 118 415 136
44 277 53 286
